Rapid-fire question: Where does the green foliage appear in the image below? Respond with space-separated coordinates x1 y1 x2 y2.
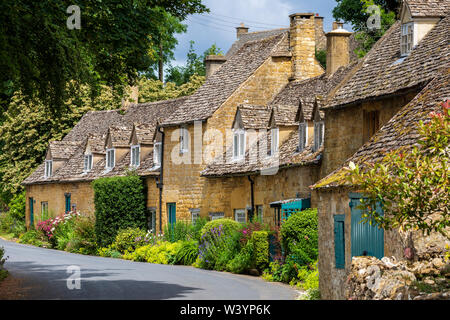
280 209 318 266
19 230 49 247
93 174 147 246
251 231 269 271
165 41 223 85
113 227 147 254
0 246 7 282
347 102 450 237
226 241 254 274
66 215 98 255
7 191 25 220
123 241 182 264
201 218 241 238
137 73 205 103
163 217 208 243
98 246 123 259
315 49 327 70
174 240 199 265
0 0 208 111
332 0 397 57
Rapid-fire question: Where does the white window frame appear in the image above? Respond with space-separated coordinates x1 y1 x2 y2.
232 129 245 160
190 209 200 223
401 22 414 56
179 127 189 154
41 201 48 216
314 121 325 152
153 142 162 168
130 145 140 167
84 154 93 172
209 212 225 221
44 160 52 178
256 205 263 222
298 122 308 151
270 127 279 156
106 148 115 169
234 209 246 223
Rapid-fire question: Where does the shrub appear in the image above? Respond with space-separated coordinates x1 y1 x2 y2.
92 174 147 247
113 227 147 253
174 240 198 265
123 241 182 264
7 191 25 221
201 218 241 238
251 231 269 271
98 246 122 258
62 215 98 255
19 230 48 247
226 241 254 274
0 246 8 282
280 208 318 266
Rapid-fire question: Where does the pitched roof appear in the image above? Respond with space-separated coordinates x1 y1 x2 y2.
106 126 133 148
47 141 82 160
326 15 450 109
270 105 299 126
405 0 450 17
234 105 271 129
131 123 155 145
226 29 289 58
313 66 450 189
161 32 288 126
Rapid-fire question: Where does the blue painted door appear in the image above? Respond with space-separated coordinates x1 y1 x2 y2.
167 203 176 227
350 195 384 259
29 197 34 227
65 194 71 213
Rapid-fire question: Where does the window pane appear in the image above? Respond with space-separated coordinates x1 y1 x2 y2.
239 132 245 156
233 134 238 157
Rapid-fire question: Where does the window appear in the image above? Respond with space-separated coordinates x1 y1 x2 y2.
190 208 200 223
270 128 279 156
334 214 345 269
130 145 140 167
180 127 189 153
401 22 414 56
298 122 307 151
363 110 380 143
234 209 246 223
313 121 324 152
209 212 224 221
153 142 162 168
106 149 115 169
83 154 93 172
256 205 263 223
41 202 49 220
233 129 245 159
44 160 52 178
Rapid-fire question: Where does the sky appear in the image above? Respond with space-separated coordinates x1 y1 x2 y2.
170 0 350 68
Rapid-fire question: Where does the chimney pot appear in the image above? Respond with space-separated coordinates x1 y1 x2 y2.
326 25 352 75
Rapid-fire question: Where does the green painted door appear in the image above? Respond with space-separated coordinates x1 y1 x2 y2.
65 194 71 213
167 203 176 227
29 197 34 227
350 194 384 259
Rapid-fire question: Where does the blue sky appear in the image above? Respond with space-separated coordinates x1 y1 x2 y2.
170 0 350 68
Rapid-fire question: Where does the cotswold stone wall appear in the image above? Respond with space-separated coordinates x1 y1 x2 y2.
320 92 418 178
25 182 95 226
159 55 293 230
346 230 450 300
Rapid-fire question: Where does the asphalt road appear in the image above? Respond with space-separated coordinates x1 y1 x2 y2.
0 239 299 300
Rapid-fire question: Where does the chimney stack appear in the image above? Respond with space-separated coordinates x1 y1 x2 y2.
326 23 352 75
289 13 321 81
236 23 249 39
314 15 326 52
204 55 227 79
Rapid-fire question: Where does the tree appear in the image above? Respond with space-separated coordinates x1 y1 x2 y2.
0 0 208 111
0 85 124 204
333 0 398 57
165 41 223 86
346 101 450 238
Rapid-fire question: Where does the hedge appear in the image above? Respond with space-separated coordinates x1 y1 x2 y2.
251 231 269 271
200 218 241 238
92 174 147 246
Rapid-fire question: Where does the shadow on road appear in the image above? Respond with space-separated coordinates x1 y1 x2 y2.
3 260 202 300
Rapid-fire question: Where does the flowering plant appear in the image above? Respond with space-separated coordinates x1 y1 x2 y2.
36 211 80 241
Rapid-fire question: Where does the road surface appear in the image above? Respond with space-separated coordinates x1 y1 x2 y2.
0 239 299 300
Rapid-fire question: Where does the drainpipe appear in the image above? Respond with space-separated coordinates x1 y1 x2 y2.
157 126 165 234
247 175 255 222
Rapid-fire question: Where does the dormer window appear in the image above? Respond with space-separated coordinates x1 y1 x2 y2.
313 121 324 152
153 142 162 168
44 160 53 178
84 154 93 172
106 148 115 169
270 127 279 156
233 129 245 160
298 122 308 151
179 127 189 154
401 22 414 56
130 145 140 167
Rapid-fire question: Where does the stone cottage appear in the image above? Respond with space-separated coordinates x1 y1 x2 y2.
311 1 449 299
